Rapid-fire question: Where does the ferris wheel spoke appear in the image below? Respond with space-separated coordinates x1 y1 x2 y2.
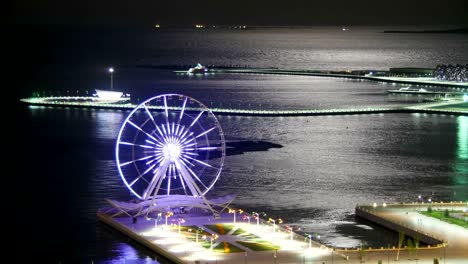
163 96 169 119
195 127 216 138
178 98 187 123
178 171 187 193
166 122 171 138
155 125 165 138
160 123 168 137
120 154 156 167
145 139 156 145
184 155 217 169
179 136 195 145
127 120 159 143
128 161 158 187
143 104 160 131
179 131 194 144
175 124 181 138
179 159 209 190
119 141 153 149
182 152 197 156
177 125 186 138
167 175 171 195
190 111 204 128
189 146 219 151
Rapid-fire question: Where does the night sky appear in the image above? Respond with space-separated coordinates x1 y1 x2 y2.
9 0 468 27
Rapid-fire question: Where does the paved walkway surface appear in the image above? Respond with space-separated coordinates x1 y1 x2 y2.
352 203 467 264
102 202 467 263
113 212 337 264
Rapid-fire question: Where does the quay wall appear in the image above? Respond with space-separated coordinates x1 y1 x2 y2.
97 212 185 264
355 207 444 245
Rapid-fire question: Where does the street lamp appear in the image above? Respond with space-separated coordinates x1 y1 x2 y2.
229 209 236 224
268 218 276 233
108 67 114 90
243 214 250 224
165 211 173 226
253 212 259 227
210 234 218 251
155 213 162 228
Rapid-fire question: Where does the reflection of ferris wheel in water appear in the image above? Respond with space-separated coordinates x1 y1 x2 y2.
115 94 226 200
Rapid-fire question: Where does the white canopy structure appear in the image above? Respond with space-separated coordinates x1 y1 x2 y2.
102 194 236 218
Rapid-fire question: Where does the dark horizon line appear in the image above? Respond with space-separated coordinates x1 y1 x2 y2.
9 22 468 29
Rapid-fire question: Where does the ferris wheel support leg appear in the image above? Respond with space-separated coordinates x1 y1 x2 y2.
143 159 170 200
175 159 219 217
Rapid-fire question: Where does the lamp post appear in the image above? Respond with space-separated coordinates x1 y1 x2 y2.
210 234 218 251
387 244 390 264
229 209 236 224
269 218 276 233
108 67 114 90
332 246 334 264
253 212 259 227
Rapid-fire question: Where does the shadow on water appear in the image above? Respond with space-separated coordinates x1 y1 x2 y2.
225 140 283 155
200 140 283 160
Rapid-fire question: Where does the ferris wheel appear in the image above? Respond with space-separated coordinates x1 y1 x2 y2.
115 94 226 200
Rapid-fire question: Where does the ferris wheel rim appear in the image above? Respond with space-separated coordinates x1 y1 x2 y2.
115 94 225 200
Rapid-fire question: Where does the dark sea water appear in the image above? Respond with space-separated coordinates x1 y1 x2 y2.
16 26 468 263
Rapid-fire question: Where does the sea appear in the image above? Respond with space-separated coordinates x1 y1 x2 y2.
15 26 468 263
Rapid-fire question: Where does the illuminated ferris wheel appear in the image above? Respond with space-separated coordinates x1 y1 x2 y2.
115 94 226 200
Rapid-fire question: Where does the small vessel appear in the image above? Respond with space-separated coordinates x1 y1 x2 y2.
187 63 208 74
387 87 434 95
95 89 123 100
398 87 427 92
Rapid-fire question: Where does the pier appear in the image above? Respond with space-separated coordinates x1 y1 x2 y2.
176 68 468 89
97 202 468 264
98 209 344 264
19 96 468 116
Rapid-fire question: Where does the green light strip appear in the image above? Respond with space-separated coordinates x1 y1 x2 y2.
457 116 468 160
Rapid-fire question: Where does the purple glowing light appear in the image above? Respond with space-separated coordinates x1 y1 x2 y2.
115 94 225 200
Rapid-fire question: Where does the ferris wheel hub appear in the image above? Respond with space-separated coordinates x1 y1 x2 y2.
163 143 182 161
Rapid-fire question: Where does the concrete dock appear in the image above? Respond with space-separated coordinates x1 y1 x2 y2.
353 202 467 264
98 201 468 263
98 210 343 264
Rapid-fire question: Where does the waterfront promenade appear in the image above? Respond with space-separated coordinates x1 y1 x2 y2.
98 202 467 263
98 210 342 264
352 202 467 264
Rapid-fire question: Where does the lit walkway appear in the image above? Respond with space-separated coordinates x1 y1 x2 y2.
20 96 468 116
353 203 468 264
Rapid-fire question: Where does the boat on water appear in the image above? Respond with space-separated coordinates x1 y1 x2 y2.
398 87 428 92
187 63 208 74
94 89 130 102
387 87 430 94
